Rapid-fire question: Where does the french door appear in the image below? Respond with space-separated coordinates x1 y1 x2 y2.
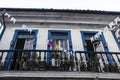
5 30 38 70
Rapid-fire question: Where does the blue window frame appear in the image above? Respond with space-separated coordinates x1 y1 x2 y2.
4 29 38 70
0 22 5 40
81 31 113 64
111 31 120 50
0 12 6 41
47 30 72 63
48 30 72 51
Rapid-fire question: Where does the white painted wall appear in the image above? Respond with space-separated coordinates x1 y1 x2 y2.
103 31 120 52
103 31 120 67
0 28 14 49
0 27 120 52
71 29 84 51
36 28 48 50
1 26 120 68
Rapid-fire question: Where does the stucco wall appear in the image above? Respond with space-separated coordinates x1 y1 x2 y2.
0 28 14 50
0 10 120 66
0 27 119 52
103 31 120 52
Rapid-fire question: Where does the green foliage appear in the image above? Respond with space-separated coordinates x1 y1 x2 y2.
33 53 38 60
80 61 86 71
0 62 4 67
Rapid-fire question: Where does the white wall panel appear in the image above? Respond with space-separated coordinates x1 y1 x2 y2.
71 29 84 51
36 28 48 50
0 28 14 49
103 31 119 52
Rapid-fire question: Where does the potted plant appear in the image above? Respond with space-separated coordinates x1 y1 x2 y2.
93 55 100 72
32 53 39 70
0 62 4 70
33 53 39 64
80 61 86 71
58 56 64 71
22 61 27 70
51 54 55 66
58 56 61 66
114 63 119 73
118 66 120 73
49 53 60 71
57 55 61 70
104 64 109 72
63 57 70 71
108 63 119 72
69 57 74 71
87 58 92 71
18 60 23 70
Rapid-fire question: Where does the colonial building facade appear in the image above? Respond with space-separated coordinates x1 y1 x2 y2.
0 8 120 80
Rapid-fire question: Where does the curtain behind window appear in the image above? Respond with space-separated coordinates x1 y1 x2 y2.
24 39 34 50
51 32 69 50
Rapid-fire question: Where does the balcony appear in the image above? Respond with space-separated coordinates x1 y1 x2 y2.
0 50 120 79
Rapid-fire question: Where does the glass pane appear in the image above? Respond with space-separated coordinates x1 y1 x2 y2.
51 32 68 39
51 32 68 50
24 39 34 50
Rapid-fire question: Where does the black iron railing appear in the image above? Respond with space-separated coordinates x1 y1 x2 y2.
75 51 120 73
0 50 120 73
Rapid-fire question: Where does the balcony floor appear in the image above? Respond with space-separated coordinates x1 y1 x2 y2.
0 71 120 80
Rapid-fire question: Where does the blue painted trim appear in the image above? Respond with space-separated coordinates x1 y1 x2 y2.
80 31 97 60
48 31 51 51
33 30 38 50
0 12 6 41
100 32 113 64
0 24 6 41
4 29 38 70
4 30 18 70
80 31 113 64
47 30 72 63
111 31 120 50
68 31 72 51
47 31 51 63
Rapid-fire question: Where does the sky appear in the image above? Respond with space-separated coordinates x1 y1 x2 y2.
1 0 120 12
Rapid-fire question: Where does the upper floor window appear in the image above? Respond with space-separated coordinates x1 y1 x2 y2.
83 33 104 52
15 32 35 50
48 30 72 51
51 32 68 50
7 30 38 70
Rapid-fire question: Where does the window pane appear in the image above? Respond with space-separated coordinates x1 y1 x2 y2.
51 32 68 50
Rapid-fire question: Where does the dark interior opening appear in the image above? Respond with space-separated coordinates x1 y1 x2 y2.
10 39 25 70
85 40 95 58
85 40 94 51
84 33 96 58
15 39 25 49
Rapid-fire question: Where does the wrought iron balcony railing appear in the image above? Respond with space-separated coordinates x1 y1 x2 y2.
0 50 120 73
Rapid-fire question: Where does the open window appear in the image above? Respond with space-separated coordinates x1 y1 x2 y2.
16 32 35 50
81 31 114 68
4 30 38 70
93 40 104 52
83 32 105 59
84 33 104 52
10 32 36 70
